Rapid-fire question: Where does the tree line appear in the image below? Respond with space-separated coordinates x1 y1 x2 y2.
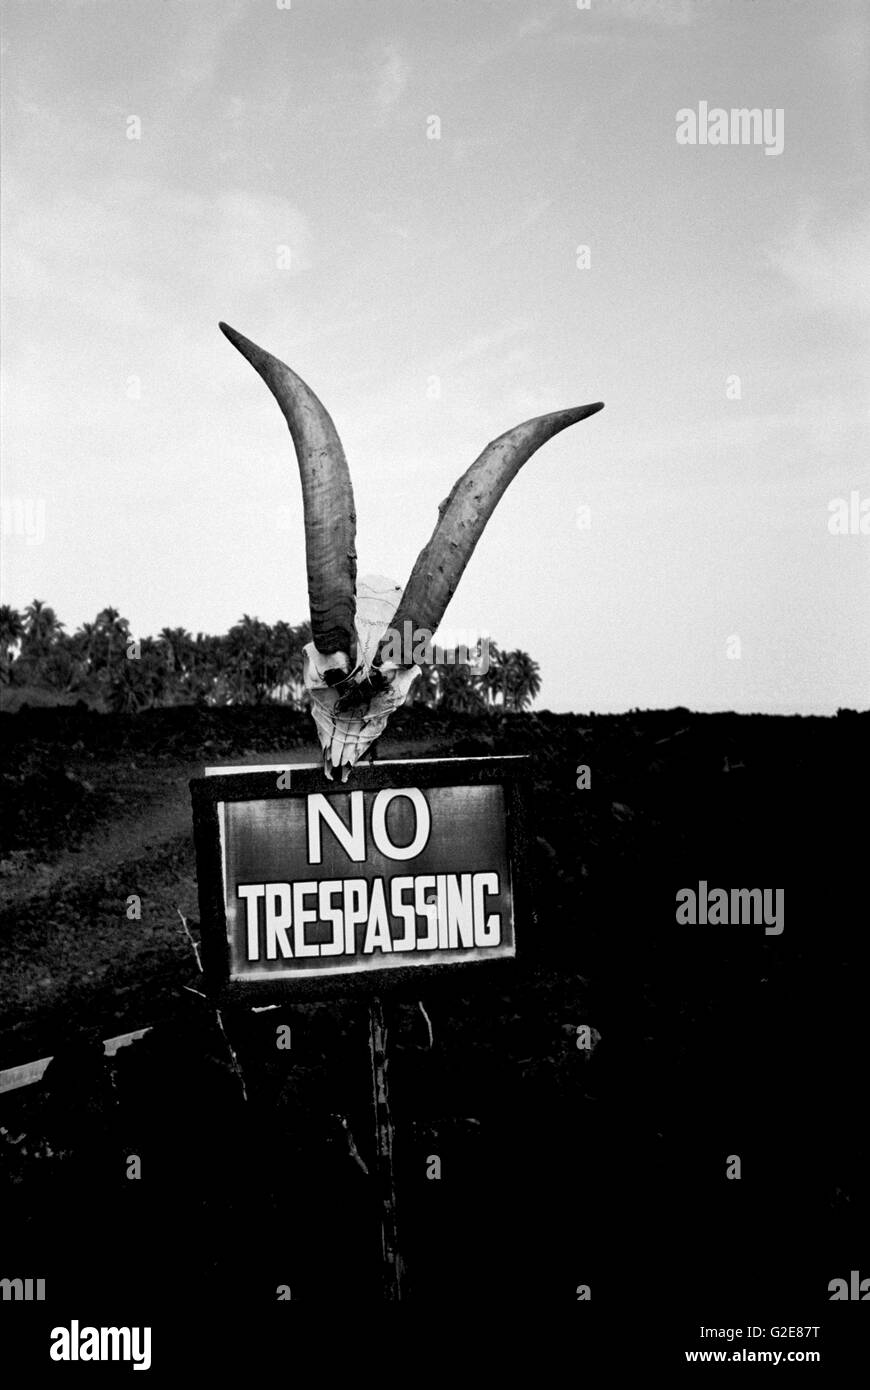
0 601 542 715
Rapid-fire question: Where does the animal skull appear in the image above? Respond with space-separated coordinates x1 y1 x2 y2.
304 576 419 781
220 321 604 779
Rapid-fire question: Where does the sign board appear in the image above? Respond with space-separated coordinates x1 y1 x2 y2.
190 757 531 1002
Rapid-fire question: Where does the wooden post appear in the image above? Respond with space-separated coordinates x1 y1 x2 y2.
368 995 403 1300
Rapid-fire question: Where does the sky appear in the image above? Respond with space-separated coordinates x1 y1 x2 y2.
1 0 868 714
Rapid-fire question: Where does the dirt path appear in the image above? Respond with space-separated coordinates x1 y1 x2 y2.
0 745 324 910
0 737 441 1066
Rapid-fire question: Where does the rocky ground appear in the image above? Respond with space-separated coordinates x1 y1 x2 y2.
0 703 867 1345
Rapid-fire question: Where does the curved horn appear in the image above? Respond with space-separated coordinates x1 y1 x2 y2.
381 402 604 659
219 322 357 655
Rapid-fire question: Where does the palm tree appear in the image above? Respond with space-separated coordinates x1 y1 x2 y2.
0 604 24 683
196 632 229 704
409 661 439 707
159 626 190 671
157 626 194 700
0 597 545 715
504 649 540 711
270 620 299 703
184 631 212 703
289 621 311 706
0 604 24 651
496 647 517 710
107 659 146 714
226 614 273 703
18 600 64 687
22 599 63 657
38 632 80 693
134 636 175 706
438 662 486 714
66 622 99 693
77 621 97 663
478 639 504 708
94 607 130 680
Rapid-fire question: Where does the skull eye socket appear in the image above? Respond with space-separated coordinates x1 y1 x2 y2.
323 662 363 689
333 669 387 714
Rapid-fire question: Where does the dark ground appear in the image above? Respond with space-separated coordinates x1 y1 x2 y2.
1 703 867 1366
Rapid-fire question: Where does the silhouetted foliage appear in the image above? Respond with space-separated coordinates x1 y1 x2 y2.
0 603 542 712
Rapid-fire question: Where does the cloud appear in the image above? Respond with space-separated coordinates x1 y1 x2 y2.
515 12 556 40
1 179 312 339
450 133 502 168
170 0 246 98
609 0 708 25
821 12 870 91
364 210 411 241
768 207 870 320
491 196 553 247
431 322 532 374
447 8 558 84
374 42 408 112
226 95 246 127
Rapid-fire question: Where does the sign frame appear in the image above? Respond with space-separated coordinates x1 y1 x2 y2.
190 756 533 1005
